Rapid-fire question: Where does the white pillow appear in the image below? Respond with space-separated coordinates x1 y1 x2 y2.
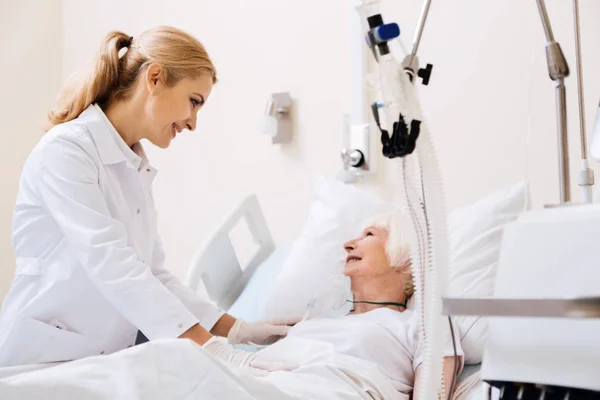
261 175 527 365
447 181 529 364
261 176 392 322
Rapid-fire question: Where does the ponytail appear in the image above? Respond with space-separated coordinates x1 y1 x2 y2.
45 31 133 131
45 26 216 132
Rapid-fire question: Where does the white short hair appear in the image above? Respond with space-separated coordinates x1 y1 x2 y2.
366 212 410 267
366 212 414 299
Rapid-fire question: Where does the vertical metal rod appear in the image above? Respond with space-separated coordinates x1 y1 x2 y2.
536 0 555 42
557 79 571 203
573 0 588 158
407 0 433 68
536 0 572 204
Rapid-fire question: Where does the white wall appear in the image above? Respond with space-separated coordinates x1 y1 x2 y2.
58 0 600 282
60 0 374 280
382 0 600 209
0 0 63 300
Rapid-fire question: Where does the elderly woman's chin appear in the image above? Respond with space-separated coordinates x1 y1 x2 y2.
343 261 360 278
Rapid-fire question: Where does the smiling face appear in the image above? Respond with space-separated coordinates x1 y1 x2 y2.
343 226 392 279
140 63 213 148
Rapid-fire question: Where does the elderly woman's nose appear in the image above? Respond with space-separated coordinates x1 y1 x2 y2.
344 239 356 252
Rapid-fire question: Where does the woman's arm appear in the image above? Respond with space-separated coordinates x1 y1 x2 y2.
37 135 200 341
210 314 237 337
413 356 458 400
179 323 213 345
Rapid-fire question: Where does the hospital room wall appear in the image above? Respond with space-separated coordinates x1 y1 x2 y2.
60 0 377 281
0 0 63 301
381 0 600 210
58 0 600 282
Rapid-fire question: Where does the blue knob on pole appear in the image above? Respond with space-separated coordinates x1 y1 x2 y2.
365 22 400 48
376 23 400 42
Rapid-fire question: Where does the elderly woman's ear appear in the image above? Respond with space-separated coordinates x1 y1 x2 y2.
393 260 414 299
392 259 411 269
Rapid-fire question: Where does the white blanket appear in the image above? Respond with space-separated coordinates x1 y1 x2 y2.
0 337 403 400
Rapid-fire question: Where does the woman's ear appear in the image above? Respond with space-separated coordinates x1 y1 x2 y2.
392 258 411 270
145 63 164 93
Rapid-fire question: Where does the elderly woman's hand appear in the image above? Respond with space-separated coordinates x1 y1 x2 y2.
202 336 298 375
227 319 290 346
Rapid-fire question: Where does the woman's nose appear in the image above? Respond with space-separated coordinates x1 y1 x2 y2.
344 240 355 252
185 113 197 131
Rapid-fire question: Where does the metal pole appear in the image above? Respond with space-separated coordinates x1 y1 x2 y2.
572 0 595 202
556 79 571 203
573 0 587 159
536 0 571 204
536 0 555 42
406 0 432 71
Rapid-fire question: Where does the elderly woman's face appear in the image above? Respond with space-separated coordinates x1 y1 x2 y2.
343 226 391 278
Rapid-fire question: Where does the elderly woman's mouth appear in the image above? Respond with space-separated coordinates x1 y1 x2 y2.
346 255 362 263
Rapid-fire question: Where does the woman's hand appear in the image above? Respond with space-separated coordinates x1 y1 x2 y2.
202 337 298 375
227 319 291 346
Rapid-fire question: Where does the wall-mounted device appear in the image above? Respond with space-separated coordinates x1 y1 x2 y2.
337 116 377 183
262 92 293 144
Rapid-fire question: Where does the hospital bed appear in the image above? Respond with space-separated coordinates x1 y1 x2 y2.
185 193 486 398
0 194 485 399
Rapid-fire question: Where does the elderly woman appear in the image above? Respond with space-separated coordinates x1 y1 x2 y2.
285 213 464 399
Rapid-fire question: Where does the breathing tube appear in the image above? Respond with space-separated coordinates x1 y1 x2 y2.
359 1 449 398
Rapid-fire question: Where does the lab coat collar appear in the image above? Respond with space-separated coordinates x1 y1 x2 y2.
79 104 157 178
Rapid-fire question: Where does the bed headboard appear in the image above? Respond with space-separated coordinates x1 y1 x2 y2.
186 194 276 310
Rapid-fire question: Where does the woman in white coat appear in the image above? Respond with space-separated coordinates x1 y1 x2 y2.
0 26 290 373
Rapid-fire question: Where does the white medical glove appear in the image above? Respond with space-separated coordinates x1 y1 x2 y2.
227 319 290 346
202 337 297 375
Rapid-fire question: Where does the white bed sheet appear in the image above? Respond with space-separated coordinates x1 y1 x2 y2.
0 338 487 399
0 337 405 400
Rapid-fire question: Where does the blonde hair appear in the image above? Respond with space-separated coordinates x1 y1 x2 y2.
45 26 217 131
367 212 415 299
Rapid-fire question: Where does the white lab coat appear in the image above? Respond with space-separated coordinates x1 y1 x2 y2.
0 104 224 367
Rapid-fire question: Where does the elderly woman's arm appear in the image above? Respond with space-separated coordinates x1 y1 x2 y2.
413 356 458 400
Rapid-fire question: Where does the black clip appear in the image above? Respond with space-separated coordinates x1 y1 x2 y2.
371 103 420 159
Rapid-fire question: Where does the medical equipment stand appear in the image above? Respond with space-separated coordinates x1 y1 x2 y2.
442 0 600 316
401 0 433 82
442 2 600 396
362 0 600 396
536 0 571 204
400 0 593 205
571 0 595 203
537 0 595 204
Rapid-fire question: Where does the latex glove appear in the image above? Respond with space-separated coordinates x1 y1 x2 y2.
202 337 297 375
227 319 290 346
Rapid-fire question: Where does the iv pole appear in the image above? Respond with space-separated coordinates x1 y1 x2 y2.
536 0 571 204
536 0 595 204
572 0 595 203
444 1 600 320
406 0 594 204
382 0 600 319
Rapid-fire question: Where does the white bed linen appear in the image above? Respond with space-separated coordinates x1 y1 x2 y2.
286 308 464 394
0 337 403 400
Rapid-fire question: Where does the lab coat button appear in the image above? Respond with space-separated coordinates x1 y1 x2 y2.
136 209 140 214
50 319 66 330
177 323 183 329
100 351 105 355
